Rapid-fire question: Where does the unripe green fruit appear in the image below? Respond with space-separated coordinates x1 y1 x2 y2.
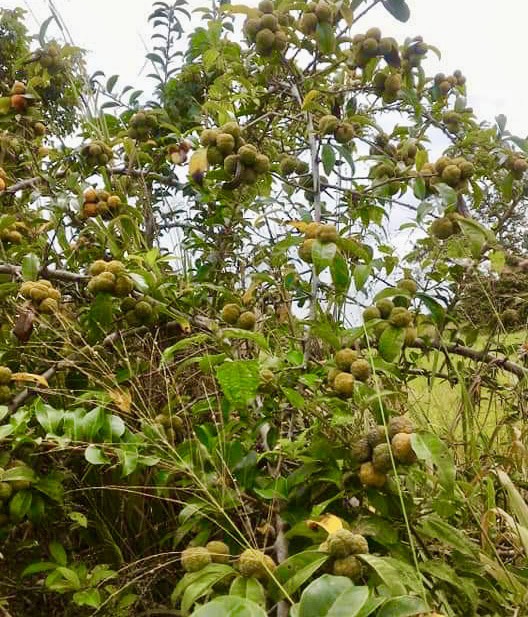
350 359 370 382
359 461 387 488
376 298 394 319
430 217 455 240
384 73 402 95
389 307 413 327
106 260 125 275
134 301 153 321
224 154 239 176
361 37 379 57
207 146 224 166
114 276 134 297
254 154 270 174
0 367 12 385
39 297 59 314
378 37 394 55
238 145 258 166
391 432 417 464
334 123 354 144
441 164 462 187
363 306 381 322
29 285 49 303
317 224 338 243
238 549 276 579
388 415 413 438
304 222 321 238
334 372 355 398
256 28 276 52
314 1 332 22
298 238 315 263
260 13 278 32
240 167 258 184
280 156 298 176
0 482 12 500
221 122 241 138
335 348 358 371
365 27 381 41
238 311 256 330
458 161 474 179
274 30 288 52
327 529 369 558
319 114 339 135
501 308 519 327
438 80 451 95
372 443 392 472
300 12 318 34
181 547 212 572
206 541 230 564
222 303 241 324
404 326 417 346
258 0 274 13
216 133 236 155
397 278 417 295
333 556 362 580
200 128 218 147
0 386 11 403
373 320 389 339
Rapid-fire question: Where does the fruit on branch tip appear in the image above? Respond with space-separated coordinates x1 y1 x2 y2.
333 372 355 398
221 303 241 324
389 307 413 327
238 144 258 166
363 306 381 322
260 13 278 32
350 359 370 382
206 541 230 564
327 529 369 558
216 133 236 155
181 547 212 572
238 549 276 579
335 348 358 371
255 28 276 52
258 0 274 13
397 278 417 295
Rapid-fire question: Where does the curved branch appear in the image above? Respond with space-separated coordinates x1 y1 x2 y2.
0 263 88 283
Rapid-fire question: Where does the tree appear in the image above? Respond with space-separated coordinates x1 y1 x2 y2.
0 1 527 615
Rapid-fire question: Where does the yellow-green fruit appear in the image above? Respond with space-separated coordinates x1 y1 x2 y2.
274 30 288 52
238 145 258 166
106 260 125 275
404 326 417 345
90 260 108 276
224 154 239 176
207 146 224 166
222 303 241 324
114 276 134 297
260 13 278 31
0 482 12 500
334 123 355 143
376 298 394 319
333 556 362 580
374 320 389 339
260 369 275 384
362 37 379 57
350 437 371 463
258 0 274 13
501 308 519 327
206 541 230 564
430 217 455 239
372 443 392 472
441 164 462 187
240 167 258 184
256 28 276 52
327 367 341 385
314 1 332 21
334 372 355 398
29 285 49 303
384 73 402 94
359 461 387 488
378 37 395 55
238 311 256 330
434 157 450 175
319 114 339 135
327 529 369 558
107 195 121 209
350 359 370 382
391 432 417 464
221 122 241 139
200 128 218 147
298 238 315 263
39 298 59 314
0 386 11 403
0 367 12 385
363 306 381 322
244 18 262 41
305 222 322 239
216 133 236 155
512 158 528 175
335 348 358 371
397 278 417 295
365 27 382 41
96 272 117 293
280 156 298 176
300 12 318 34
134 301 153 321
458 161 474 179
48 288 61 301
254 154 270 174
238 549 276 579
181 547 212 572
389 307 413 327
388 415 413 438
317 224 338 243
367 425 386 448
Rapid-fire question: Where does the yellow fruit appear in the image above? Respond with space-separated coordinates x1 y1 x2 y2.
181 547 212 572
206 541 230 564
317 224 338 243
39 297 59 314
334 348 358 371
106 260 125 275
90 260 108 276
84 188 98 203
350 359 370 382
221 303 241 324
391 432 417 464
388 415 413 438
334 372 355 398
238 549 276 579
11 81 26 95
333 556 362 580
114 276 134 297
389 307 413 327
305 222 322 238
359 461 387 488
0 367 12 385
107 195 121 209
238 311 256 330
441 164 462 187
298 238 315 263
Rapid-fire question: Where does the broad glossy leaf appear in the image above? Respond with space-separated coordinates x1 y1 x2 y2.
411 432 455 494
378 325 405 362
216 360 260 407
377 596 429 617
273 550 329 598
298 575 369 617
190 595 266 617
229 576 265 606
382 0 410 21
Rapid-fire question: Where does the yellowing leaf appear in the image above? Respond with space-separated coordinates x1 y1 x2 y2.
109 388 131 413
188 148 208 184
302 90 322 111
287 220 309 233
11 372 49 388
242 281 260 306
306 514 344 534
340 6 354 26
220 4 260 17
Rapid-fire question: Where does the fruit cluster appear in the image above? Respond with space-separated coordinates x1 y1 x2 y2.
19 279 61 314
351 28 400 68
81 188 122 219
318 114 354 144
396 139 419 165
221 302 257 330
299 1 336 36
298 221 339 264
152 412 184 444
243 0 290 56
80 140 113 167
279 154 309 177
0 221 28 244
319 529 369 580
128 111 159 141
9 81 29 114
121 297 159 326
368 160 402 195
87 260 134 297
401 36 428 69
429 214 460 240
329 348 371 398
372 71 402 103
34 42 64 73
181 541 231 573
0 458 35 528
505 154 528 179
421 156 474 191
352 415 417 488
201 122 270 185
0 366 13 404
434 70 466 96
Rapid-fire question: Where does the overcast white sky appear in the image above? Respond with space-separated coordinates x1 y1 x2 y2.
5 0 528 138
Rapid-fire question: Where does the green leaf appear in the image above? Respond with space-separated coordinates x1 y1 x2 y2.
496 470 528 553
382 0 410 21
377 596 429 617
22 561 57 577
2 465 36 483
162 334 210 361
21 253 40 281
179 565 235 615
415 293 445 326
84 445 109 465
9 490 32 521
489 249 505 273
411 432 455 495
418 514 477 557
298 575 369 617
330 253 350 295
190 595 266 617
49 541 68 566
316 21 335 54
229 576 265 606
353 264 371 291
73 588 101 609
216 360 260 407
378 325 405 362
273 550 329 599
322 144 336 175
312 240 337 274
358 556 410 595
221 328 269 351
35 401 63 434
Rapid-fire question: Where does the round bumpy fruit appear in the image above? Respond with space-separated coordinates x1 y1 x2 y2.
298 238 315 263
389 307 413 327
391 432 417 464
350 359 370 382
334 123 355 144
238 549 276 579
0 367 12 385
238 311 256 330
222 303 241 324
397 278 417 295
206 541 230 564
372 443 393 472
327 529 369 558
367 425 387 448
501 308 519 327
430 217 455 240
335 348 358 371
317 224 338 243
350 437 371 463
333 556 362 580
333 372 355 398
181 547 212 572
388 415 413 438
359 461 387 488
363 306 381 322
376 298 394 319
319 114 339 135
